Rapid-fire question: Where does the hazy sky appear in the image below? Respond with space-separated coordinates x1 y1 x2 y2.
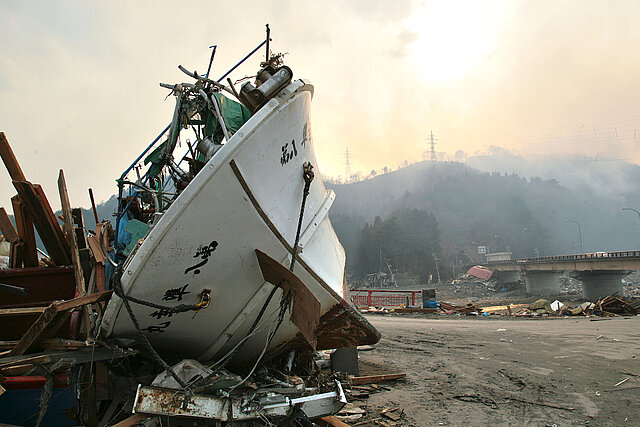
1 0 640 210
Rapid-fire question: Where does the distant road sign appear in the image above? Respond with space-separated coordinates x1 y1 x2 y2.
478 245 487 254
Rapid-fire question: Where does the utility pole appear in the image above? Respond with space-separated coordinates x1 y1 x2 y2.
564 219 584 254
433 253 441 284
344 148 352 183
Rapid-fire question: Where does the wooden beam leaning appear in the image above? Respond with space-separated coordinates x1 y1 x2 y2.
0 338 90 350
58 170 90 338
0 132 26 181
11 195 38 267
72 207 92 284
0 208 19 242
0 207 23 268
13 180 71 265
34 183 70 259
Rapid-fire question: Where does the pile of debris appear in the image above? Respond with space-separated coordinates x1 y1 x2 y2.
439 301 482 315
363 292 640 319
480 294 640 317
449 276 523 299
622 274 640 297
0 132 139 425
591 294 640 316
0 133 355 426
361 301 483 316
328 371 407 425
559 274 583 295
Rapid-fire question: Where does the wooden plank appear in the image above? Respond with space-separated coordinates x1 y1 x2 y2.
1 343 133 371
0 307 47 316
86 235 106 264
9 240 24 269
0 363 35 376
321 416 352 427
13 180 71 265
0 354 53 368
72 208 92 284
0 208 19 242
11 195 38 267
58 170 90 338
72 208 87 249
0 132 26 181
86 266 96 294
54 290 112 312
0 339 89 350
0 208 25 269
8 303 59 356
8 290 112 356
96 263 106 292
350 373 406 385
33 183 69 257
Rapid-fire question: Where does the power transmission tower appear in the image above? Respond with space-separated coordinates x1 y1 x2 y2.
344 147 352 183
428 130 438 164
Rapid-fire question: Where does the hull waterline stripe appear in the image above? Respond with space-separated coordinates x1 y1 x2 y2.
229 160 292 251
228 160 343 301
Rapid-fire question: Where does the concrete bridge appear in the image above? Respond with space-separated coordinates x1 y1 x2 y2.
486 250 640 299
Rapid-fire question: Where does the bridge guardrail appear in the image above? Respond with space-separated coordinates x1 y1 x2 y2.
486 250 640 265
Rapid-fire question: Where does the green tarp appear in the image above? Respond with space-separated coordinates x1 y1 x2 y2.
143 140 168 179
204 93 252 144
123 219 150 256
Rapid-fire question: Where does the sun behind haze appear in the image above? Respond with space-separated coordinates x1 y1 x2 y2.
1 1 639 210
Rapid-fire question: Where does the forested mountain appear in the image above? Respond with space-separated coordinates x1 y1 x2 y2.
328 158 640 281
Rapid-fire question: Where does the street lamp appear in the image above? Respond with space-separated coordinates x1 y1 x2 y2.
622 207 640 222
564 219 583 254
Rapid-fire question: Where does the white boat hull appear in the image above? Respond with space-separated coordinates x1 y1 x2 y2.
101 80 379 363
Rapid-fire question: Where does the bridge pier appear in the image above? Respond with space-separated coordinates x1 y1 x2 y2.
574 270 627 300
522 271 561 296
493 270 521 283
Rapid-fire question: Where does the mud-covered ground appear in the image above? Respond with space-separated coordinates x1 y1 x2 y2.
352 315 640 426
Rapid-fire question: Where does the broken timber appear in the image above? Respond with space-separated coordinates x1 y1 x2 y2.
58 169 90 336
0 132 26 182
11 195 38 267
0 207 23 268
8 290 112 356
349 373 406 385
12 180 71 265
0 344 136 377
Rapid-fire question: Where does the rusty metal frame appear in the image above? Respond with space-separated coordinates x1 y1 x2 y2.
133 380 346 421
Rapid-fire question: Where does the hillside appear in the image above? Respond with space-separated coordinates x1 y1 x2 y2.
328 159 640 278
